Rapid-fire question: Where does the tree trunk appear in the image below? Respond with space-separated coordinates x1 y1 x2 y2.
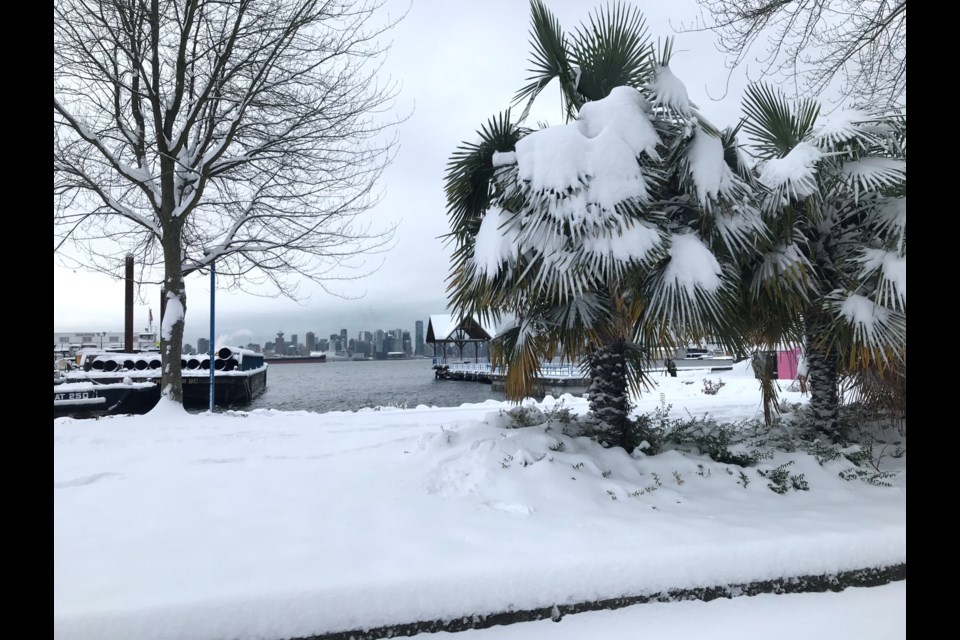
160 227 186 404
587 338 632 450
804 308 839 438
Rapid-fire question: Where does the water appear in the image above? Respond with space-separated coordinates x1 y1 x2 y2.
245 359 506 413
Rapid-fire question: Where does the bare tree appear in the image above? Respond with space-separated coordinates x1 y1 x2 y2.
679 1 906 107
54 0 403 403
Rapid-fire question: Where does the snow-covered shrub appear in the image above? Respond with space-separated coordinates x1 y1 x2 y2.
757 461 809 494
701 378 726 395
503 404 547 428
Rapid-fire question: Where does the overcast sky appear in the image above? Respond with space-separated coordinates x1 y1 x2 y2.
54 0 758 348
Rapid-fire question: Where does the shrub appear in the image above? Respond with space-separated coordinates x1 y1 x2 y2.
702 378 726 395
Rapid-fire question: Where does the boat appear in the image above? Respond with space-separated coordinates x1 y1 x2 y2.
54 373 162 419
262 354 327 364
56 347 268 417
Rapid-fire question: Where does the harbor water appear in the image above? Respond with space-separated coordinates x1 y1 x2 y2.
225 357 733 414
245 359 509 413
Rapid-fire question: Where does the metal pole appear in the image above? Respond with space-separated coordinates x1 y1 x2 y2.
209 259 216 413
125 255 134 353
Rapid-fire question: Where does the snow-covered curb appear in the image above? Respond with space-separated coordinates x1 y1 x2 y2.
303 565 906 640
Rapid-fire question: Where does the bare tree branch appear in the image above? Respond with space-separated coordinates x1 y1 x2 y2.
676 1 906 107
54 0 406 402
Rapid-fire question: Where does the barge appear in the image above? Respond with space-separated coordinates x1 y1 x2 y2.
55 347 267 418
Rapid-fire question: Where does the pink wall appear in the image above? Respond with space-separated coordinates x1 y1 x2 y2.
777 348 802 380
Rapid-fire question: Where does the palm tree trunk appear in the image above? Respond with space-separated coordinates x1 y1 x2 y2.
804 309 839 438
587 338 632 450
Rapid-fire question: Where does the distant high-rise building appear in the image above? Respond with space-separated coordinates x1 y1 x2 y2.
415 320 424 356
306 332 316 353
374 329 386 354
291 334 298 351
340 329 348 343
383 335 396 353
318 339 329 352
265 341 275 353
402 330 412 356
198 337 210 355
246 343 262 353
275 331 286 356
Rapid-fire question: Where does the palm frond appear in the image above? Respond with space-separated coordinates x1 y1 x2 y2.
493 315 551 400
678 125 749 213
868 196 906 253
444 111 524 241
852 248 906 311
757 142 823 205
814 109 884 152
748 239 815 302
838 358 906 423
570 2 652 102
645 60 694 117
640 234 741 345
514 0 574 123
719 122 758 186
742 84 820 160
839 157 906 201
711 204 770 257
824 292 906 370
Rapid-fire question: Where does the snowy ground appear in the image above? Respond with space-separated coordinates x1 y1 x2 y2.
53 363 906 640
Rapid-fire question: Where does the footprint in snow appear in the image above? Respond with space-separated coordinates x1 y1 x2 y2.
54 472 123 489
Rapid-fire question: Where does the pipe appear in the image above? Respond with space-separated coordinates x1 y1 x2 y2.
187 358 200 370
149 359 162 369
135 359 148 370
124 359 136 370
217 347 232 360
214 359 225 370
200 359 210 370
222 358 238 371
91 359 105 370
103 360 118 372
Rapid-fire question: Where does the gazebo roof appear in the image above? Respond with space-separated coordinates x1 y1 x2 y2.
426 315 493 343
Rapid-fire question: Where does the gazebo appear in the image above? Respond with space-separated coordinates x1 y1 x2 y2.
426 314 492 364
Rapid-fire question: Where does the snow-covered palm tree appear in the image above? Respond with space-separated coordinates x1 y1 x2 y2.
737 85 906 436
444 1 760 450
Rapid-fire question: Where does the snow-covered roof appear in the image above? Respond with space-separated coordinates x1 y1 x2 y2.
426 314 493 343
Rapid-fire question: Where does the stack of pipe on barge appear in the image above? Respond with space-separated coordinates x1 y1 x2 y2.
55 347 267 418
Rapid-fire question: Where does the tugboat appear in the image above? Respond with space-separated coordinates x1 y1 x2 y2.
54 366 162 419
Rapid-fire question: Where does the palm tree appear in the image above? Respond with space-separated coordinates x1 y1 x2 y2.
444 1 760 450
737 85 906 437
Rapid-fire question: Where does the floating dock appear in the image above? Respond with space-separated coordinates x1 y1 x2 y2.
433 362 591 396
432 358 737 397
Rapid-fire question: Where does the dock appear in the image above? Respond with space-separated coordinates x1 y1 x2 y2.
433 361 590 396
432 357 738 396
